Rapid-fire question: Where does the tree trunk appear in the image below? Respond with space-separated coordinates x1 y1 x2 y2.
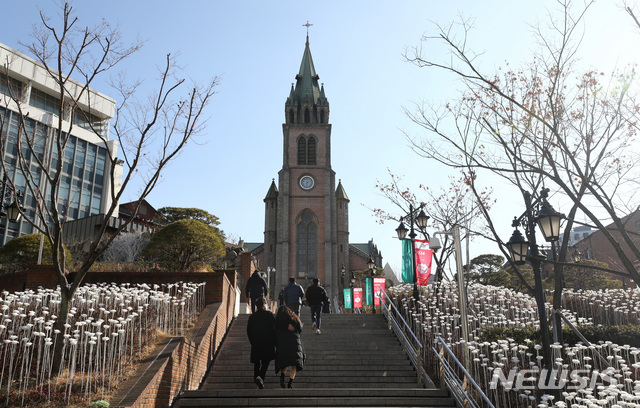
52 288 71 375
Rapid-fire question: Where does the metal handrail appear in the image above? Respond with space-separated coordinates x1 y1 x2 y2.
380 288 429 386
380 288 422 347
434 336 495 408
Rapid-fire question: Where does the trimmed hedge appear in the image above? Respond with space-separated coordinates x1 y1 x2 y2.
479 325 640 348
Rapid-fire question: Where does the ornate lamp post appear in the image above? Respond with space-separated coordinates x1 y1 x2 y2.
0 174 24 224
395 204 429 301
367 254 376 313
505 187 564 373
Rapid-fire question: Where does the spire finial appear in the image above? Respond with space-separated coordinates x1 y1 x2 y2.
303 20 313 44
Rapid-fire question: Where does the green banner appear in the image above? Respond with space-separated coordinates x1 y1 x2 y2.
343 288 352 309
402 238 414 283
365 277 373 305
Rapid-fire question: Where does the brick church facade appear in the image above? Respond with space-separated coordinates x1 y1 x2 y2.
249 34 382 300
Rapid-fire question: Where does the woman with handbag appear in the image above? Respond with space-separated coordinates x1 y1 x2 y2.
274 305 304 388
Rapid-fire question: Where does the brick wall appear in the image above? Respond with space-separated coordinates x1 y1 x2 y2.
111 271 237 408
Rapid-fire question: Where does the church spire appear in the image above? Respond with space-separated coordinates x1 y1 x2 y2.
285 29 329 125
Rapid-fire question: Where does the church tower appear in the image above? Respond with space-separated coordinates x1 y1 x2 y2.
262 34 347 298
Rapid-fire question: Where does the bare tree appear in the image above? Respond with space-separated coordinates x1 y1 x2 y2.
401 0 640 373
0 2 218 372
101 231 149 263
372 168 494 279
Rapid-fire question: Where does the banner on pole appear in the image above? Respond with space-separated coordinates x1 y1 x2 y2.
353 287 363 308
343 288 352 309
365 277 373 305
373 277 386 306
415 240 433 286
401 239 414 283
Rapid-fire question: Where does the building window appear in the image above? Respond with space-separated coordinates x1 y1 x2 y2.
307 136 316 165
304 108 310 123
297 136 307 165
0 74 22 99
296 210 317 278
73 107 105 136
289 109 294 123
297 135 317 165
320 110 325 123
30 87 60 115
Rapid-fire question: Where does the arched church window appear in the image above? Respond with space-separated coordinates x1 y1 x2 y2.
307 136 316 165
289 109 295 124
320 110 325 123
304 108 310 124
296 210 317 278
297 136 307 165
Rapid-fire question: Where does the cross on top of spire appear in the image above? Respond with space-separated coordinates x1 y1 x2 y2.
303 20 313 35
303 20 313 45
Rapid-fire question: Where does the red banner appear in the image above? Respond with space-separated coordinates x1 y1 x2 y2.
373 277 386 306
353 287 363 308
415 240 433 286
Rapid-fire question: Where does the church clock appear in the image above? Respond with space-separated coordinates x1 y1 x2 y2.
300 175 315 190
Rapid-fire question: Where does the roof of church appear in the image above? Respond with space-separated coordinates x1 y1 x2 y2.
286 35 328 107
335 180 349 200
264 179 279 200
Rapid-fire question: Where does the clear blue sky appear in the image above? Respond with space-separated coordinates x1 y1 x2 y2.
1 1 637 276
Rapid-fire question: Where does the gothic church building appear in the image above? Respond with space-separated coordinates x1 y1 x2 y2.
249 35 382 300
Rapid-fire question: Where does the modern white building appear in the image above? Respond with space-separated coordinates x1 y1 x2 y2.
0 42 121 246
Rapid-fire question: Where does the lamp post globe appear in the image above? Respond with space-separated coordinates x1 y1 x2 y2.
367 255 375 272
416 209 429 229
506 228 529 265
395 221 408 240
6 201 22 223
535 204 564 242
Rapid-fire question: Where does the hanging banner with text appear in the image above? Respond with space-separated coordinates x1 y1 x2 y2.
353 287 363 308
365 277 373 305
373 277 386 306
415 240 433 286
343 289 352 309
401 239 414 284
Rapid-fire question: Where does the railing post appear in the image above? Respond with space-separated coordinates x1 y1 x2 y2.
417 350 422 385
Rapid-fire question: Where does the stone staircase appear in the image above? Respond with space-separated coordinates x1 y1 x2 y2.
177 312 456 407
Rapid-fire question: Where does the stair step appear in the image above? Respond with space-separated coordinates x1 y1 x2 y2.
176 313 453 407
177 389 456 407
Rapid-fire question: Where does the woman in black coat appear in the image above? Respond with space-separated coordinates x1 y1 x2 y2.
274 305 304 388
246 297 276 389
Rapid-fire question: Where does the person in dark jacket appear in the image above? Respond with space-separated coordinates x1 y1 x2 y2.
274 305 304 388
305 278 328 335
246 297 276 389
282 276 304 315
245 270 268 313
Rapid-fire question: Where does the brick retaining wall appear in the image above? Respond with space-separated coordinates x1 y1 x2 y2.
110 270 238 408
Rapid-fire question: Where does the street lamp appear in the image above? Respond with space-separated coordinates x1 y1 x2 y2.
505 187 564 373
367 254 376 313
0 174 24 224
266 267 276 299
395 204 430 301
432 226 469 368
350 271 356 313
